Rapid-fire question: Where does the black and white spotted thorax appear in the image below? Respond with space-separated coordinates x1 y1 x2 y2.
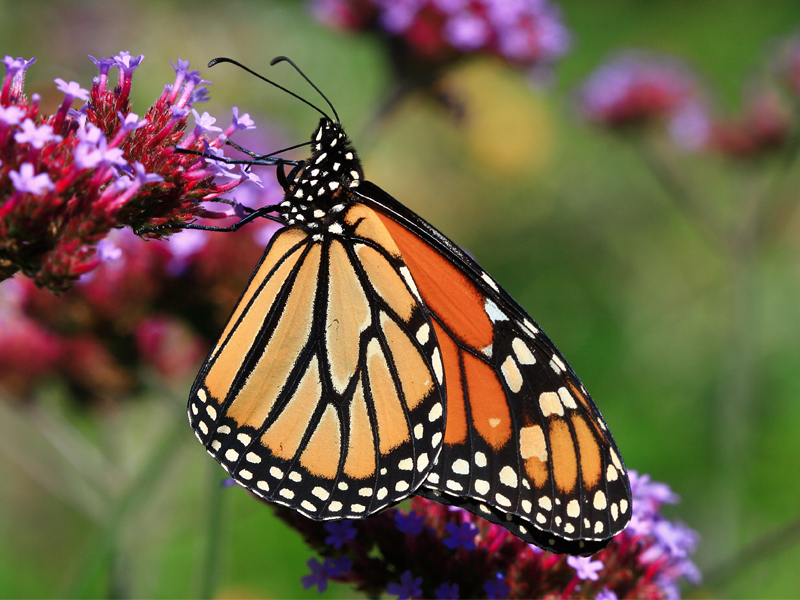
278 118 364 239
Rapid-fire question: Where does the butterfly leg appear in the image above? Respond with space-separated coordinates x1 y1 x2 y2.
175 146 286 167
134 203 283 236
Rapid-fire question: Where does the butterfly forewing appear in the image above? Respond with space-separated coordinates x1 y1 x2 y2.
189 209 446 519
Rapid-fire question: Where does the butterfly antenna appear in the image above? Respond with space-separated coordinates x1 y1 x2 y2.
208 57 331 121
270 56 340 124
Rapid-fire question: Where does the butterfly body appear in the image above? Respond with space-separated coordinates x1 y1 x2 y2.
188 117 631 555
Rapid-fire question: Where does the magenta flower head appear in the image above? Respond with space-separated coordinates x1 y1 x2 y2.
310 0 570 80
708 89 791 159
578 52 709 144
265 471 699 599
0 53 248 291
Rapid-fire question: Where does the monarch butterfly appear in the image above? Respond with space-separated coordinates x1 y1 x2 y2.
176 57 631 556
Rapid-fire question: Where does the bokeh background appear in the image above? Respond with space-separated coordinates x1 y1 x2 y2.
2 0 800 597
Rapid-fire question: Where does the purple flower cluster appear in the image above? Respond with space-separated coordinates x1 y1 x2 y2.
270 472 700 599
577 52 708 149
0 106 282 401
580 39 800 160
707 90 790 159
0 53 254 292
0 206 278 400
310 0 570 72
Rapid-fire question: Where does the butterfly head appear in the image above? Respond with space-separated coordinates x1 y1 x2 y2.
278 118 365 231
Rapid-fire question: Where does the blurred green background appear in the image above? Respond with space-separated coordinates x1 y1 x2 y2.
2 0 800 597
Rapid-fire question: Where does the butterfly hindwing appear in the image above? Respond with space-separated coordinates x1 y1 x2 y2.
357 182 632 553
189 208 446 519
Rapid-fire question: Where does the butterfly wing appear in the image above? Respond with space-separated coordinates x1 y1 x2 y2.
188 208 446 519
357 181 632 554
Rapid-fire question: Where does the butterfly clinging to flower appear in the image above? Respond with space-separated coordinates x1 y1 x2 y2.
170 57 631 555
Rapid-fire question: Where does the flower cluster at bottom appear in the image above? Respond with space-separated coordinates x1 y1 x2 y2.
270 471 699 599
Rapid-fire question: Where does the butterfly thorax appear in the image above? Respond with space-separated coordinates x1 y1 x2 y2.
277 118 364 239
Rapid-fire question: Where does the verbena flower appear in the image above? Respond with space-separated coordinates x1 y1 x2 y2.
301 556 353 592
483 573 510 599
324 520 358 549
566 555 603 581
708 90 791 159
388 571 423 600
443 521 479 550
310 0 570 78
0 160 282 402
578 52 710 150
272 470 700 598
0 53 250 292
434 581 459 599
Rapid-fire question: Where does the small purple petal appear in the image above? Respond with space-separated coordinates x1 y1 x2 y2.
191 109 223 133
378 2 422 35
9 163 55 195
443 12 489 51
231 106 256 130
595 587 618 600
73 142 103 169
395 510 425 534
435 582 459 599
300 556 352 593
3 56 36 77
118 111 148 132
190 86 211 104
89 55 116 75
653 520 699 559
567 555 604 581
443 521 478 550
113 51 144 75
78 123 106 146
0 105 26 126
74 129 126 170
54 78 90 102
96 238 122 262
325 556 352 578
239 167 263 187
171 58 192 75
323 520 357 549
483 573 510 599
630 470 680 515
131 162 163 185
301 558 329 593
14 119 61 149
171 106 190 121
387 571 423 600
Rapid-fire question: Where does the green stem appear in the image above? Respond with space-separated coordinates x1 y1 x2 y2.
198 464 228 599
637 136 727 252
754 123 800 244
709 236 758 561
702 513 800 590
61 411 187 599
